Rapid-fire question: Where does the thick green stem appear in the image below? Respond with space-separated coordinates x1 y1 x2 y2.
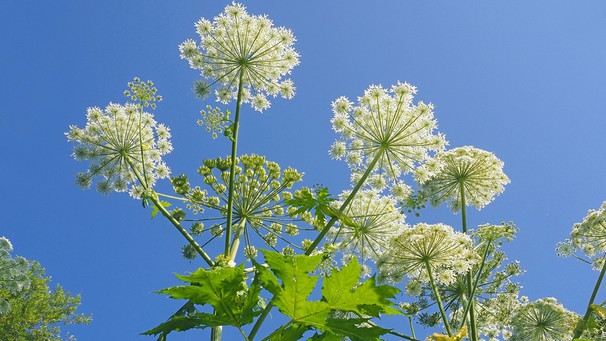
573 257 606 339
228 220 246 262
426 260 452 336
224 68 246 257
459 182 478 341
211 326 222 341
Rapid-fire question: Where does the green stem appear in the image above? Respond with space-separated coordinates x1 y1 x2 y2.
573 256 606 339
304 148 385 256
369 321 419 341
149 194 214 267
461 241 490 327
228 220 246 262
211 325 222 341
459 182 478 341
137 103 150 187
425 260 452 336
124 155 214 267
224 68 246 257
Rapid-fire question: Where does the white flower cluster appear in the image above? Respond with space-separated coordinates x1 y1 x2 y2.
329 82 446 189
378 223 478 286
329 189 408 261
560 200 606 270
66 102 172 196
415 146 510 212
509 297 578 341
179 2 299 112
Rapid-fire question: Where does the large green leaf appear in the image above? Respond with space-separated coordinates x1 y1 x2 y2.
322 257 401 316
145 265 262 337
257 250 400 340
141 315 205 336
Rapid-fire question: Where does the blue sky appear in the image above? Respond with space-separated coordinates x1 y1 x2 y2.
2 1 606 340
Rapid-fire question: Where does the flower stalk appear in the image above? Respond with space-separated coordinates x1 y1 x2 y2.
573 256 606 339
224 67 246 258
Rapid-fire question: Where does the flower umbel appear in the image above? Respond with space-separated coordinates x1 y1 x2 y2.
559 201 606 269
175 154 305 257
510 297 578 341
329 82 446 188
378 223 478 286
415 146 509 212
329 189 407 261
179 2 299 111
66 87 172 196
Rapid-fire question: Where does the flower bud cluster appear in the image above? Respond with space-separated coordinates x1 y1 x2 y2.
175 154 304 253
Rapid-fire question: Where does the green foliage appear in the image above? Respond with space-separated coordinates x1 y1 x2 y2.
255 250 400 340
573 303 606 340
143 265 262 338
0 237 30 314
151 200 172 219
0 261 91 341
286 186 336 228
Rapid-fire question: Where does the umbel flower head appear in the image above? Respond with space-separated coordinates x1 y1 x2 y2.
558 200 606 270
329 82 446 188
378 223 478 286
179 2 299 111
510 297 578 341
173 154 305 257
329 189 408 261
66 81 172 196
415 146 510 212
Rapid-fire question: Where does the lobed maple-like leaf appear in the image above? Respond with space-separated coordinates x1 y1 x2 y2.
256 250 400 341
143 265 262 338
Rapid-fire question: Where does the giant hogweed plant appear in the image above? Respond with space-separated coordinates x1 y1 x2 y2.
66 3 606 341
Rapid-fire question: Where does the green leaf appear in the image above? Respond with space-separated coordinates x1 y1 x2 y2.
320 205 357 228
322 257 401 316
259 250 399 340
591 303 606 318
147 265 262 337
269 323 308 341
151 200 171 219
141 315 205 336
286 186 336 227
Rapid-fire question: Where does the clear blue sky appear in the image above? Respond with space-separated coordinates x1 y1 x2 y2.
2 1 606 340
